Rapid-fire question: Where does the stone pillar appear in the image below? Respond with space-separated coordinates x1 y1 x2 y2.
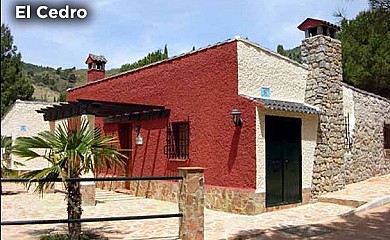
80 115 96 206
302 35 346 199
178 167 205 240
80 182 96 206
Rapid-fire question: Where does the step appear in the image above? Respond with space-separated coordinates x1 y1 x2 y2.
95 189 140 202
318 196 366 208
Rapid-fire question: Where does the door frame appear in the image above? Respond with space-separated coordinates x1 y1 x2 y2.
265 115 302 207
119 124 133 189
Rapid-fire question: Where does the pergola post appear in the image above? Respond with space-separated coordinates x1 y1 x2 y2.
80 115 96 206
49 121 56 133
43 120 56 193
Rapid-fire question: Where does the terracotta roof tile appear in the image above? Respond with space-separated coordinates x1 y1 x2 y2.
247 96 320 115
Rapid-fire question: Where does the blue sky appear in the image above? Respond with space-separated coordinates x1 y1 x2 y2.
1 0 369 69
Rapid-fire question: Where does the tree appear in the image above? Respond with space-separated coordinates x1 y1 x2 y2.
1 135 24 194
1 24 34 117
1 135 20 177
337 7 390 98
276 45 285 55
58 91 67 102
163 44 168 59
12 120 126 240
276 45 302 63
369 0 390 9
119 45 169 73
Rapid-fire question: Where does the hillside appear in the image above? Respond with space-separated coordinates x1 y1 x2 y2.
22 62 119 102
277 45 302 63
22 46 167 102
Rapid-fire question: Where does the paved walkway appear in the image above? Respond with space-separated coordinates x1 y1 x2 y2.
318 174 390 207
1 174 389 239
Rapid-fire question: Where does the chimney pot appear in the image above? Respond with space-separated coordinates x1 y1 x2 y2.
85 54 107 83
298 18 340 39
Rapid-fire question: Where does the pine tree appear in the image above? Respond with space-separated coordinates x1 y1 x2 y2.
1 24 34 116
369 0 390 10
163 44 168 59
276 45 285 55
119 45 169 73
337 7 390 98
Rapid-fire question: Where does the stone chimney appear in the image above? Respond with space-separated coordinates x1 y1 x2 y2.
299 18 346 199
85 54 107 83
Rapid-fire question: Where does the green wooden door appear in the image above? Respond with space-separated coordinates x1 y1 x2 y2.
265 116 302 207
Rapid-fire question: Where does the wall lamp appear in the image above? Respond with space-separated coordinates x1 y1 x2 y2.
134 125 141 135
134 125 143 145
231 108 243 127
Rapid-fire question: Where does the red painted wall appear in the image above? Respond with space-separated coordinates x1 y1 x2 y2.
68 41 258 190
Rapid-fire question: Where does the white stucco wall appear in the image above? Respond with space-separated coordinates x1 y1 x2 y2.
1 100 54 170
255 107 318 193
237 40 308 102
342 86 356 133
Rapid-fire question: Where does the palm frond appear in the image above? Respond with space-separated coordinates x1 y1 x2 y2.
13 118 126 193
21 167 60 194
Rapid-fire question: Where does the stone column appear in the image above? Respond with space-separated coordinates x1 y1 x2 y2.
302 35 346 199
178 167 205 240
80 115 96 206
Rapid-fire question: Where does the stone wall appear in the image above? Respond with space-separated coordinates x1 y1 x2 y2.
205 186 265 214
343 84 390 183
96 178 179 203
205 186 311 215
97 175 312 215
302 35 346 199
303 34 390 200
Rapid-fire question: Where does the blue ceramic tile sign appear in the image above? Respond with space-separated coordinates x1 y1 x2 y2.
20 125 28 132
261 87 270 98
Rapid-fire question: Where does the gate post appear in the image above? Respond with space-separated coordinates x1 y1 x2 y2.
178 167 205 240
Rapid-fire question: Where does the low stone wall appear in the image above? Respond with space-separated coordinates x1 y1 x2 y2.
124 180 179 203
205 186 264 214
96 175 312 215
205 186 311 215
96 177 179 203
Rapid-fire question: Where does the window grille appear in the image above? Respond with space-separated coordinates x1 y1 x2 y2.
344 114 353 149
165 121 189 159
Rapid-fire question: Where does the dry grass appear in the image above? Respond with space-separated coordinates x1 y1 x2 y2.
33 85 59 102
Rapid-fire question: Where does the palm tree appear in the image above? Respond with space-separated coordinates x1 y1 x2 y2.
1 135 14 175
1 135 22 194
1 135 24 178
12 119 126 240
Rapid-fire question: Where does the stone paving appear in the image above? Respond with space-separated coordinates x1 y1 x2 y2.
318 174 390 207
1 174 389 239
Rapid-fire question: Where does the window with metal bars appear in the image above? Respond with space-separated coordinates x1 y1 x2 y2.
165 121 189 159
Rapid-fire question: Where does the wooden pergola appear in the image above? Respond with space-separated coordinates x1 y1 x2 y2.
37 99 170 123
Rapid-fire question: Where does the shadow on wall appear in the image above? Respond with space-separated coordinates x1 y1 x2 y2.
228 127 241 172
